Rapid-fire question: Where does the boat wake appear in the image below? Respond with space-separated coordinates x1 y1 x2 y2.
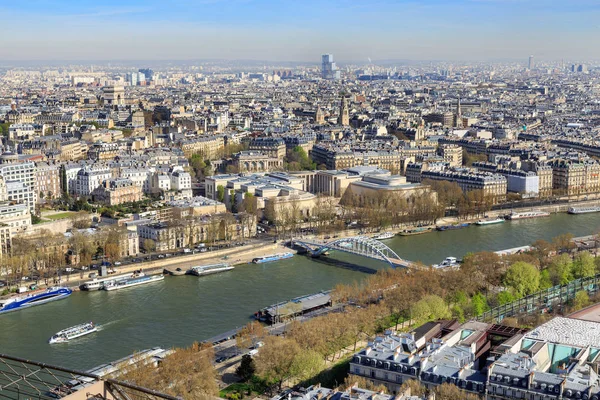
95 319 123 331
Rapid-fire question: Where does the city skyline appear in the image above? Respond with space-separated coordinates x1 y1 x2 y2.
2 0 600 61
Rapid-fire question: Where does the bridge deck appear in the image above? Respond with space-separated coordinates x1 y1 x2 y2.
293 237 418 269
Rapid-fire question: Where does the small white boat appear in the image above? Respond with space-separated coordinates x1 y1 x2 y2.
189 263 234 276
476 217 505 225
432 257 460 270
373 232 394 240
252 253 294 264
568 206 600 214
81 273 134 290
507 210 550 220
49 322 97 344
103 272 164 291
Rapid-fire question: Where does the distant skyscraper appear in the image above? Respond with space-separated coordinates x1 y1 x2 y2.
528 55 534 70
338 96 349 126
139 68 154 82
321 54 341 80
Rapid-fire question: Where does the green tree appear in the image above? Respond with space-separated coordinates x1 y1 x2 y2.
503 262 540 297
236 355 256 382
290 350 324 382
548 253 573 285
572 251 596 279
539 269 553 290
573 290 590 310
254 336 301 390
471 292 489 316
497 291 515 305
410 295 450 322
242 193 257 215
216 185 225 203
285 146 316 171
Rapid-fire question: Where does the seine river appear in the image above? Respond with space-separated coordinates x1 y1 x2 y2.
2 212 600 370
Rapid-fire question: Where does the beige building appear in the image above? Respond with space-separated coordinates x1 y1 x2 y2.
180 135 225 160
138 214 256 252
88 142 120 161
35 162 61 200
92 179 143 205
438 144 463 167
313 170 361 197
343 174 437 204
548 160 600 196
247 137 286 159
0 202 32 235
0 224 11 258
421 168 507 200
233 151 283 173
60 140 87 161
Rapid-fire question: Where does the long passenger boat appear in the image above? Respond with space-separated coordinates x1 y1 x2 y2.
0 287 72 315
102 272 164 291
189 263 234 276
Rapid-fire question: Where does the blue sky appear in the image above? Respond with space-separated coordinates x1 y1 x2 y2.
1 0 600 61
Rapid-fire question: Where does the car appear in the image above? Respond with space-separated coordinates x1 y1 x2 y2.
114 262 122 266
248 349 259 356
215 356 226 363
21 276 30 281
91 264 99 269
200 248 207 253
165 253 172 258
158 254 165 259
64 267 74 273
88 272 98 279
80 265 89 270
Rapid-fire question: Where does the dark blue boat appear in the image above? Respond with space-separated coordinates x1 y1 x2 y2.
0 287 72 314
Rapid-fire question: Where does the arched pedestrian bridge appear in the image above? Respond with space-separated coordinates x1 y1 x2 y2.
293 236 416 269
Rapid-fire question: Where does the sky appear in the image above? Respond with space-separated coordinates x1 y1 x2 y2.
1 0 600 62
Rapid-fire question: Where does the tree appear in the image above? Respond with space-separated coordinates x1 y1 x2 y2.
236 355 256 382
471 293 489 316
410 295 450 323
117 342 218 399
216 185 225 203
496 291 515 305
143 239 156 253
548 253 573 285
553 233 575 253
242 193 257 215
573 290 590 310
503 262 540 297
434 383 481 400
572 251 596 279
399 380 426 397
254 336 301 390
285 146 316 171
236 321 267 350
290 350 324 382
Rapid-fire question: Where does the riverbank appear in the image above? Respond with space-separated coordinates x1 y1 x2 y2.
60 241 291 290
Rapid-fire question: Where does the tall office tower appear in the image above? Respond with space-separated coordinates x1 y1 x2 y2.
321 54 341 80
338 96 349 126
139 68 154 82
528 55 534 70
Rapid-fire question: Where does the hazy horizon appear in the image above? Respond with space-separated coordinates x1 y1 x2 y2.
2 0 600 62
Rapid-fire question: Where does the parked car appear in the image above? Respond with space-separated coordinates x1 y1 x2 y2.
114 262 122 266
88 273 98 279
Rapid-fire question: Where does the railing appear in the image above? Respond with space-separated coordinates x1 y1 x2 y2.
0 353 179 400
477 273 600 323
